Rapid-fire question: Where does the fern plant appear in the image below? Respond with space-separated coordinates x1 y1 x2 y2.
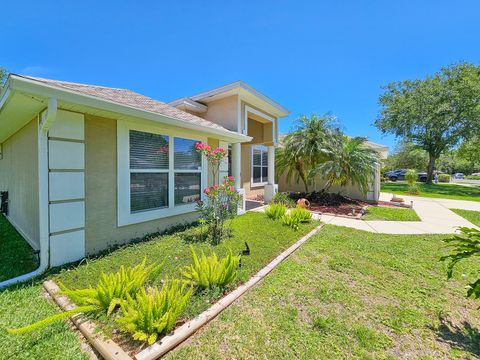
290 206 312 223
441 227 480 298
280 214 300 230
265 203 287 220
117 279 192 345
183 246 240 289
8 259 164 334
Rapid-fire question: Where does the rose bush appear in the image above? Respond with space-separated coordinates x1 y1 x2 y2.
196 142 240 244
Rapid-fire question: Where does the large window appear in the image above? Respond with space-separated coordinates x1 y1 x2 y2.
252 145 268 186
118 123 205 226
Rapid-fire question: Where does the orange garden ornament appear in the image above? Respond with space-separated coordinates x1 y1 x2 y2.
296 198 310 208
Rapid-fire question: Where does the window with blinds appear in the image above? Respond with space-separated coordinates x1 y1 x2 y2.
252 145 268 185
174 138 201 205
128 130 202 213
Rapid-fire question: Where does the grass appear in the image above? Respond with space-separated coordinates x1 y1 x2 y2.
450 208 480 227
0 215 38 282
1 212 317 356
166 225 480 359
362 205 421 221
381 182 480 202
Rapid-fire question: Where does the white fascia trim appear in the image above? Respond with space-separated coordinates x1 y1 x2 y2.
169 97 208 113
117 120 208 227
189 81 290 116
9 76 251 143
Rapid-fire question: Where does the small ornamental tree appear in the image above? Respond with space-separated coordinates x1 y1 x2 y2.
195 142 240 244
405 169 419 195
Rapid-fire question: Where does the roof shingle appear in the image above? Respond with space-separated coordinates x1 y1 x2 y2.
18 75 229 132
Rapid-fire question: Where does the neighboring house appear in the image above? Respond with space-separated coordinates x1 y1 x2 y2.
0 75 288 269
277 138 388 201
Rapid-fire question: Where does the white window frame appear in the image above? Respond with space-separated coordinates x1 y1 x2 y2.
117 120 207 226
251 144 268 187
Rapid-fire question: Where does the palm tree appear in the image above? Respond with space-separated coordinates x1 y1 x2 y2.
276 114 338 192
311 136 379 194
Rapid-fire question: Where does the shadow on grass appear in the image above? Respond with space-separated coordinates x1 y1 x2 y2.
435 315 480 357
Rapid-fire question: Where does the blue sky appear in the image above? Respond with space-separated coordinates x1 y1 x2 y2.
2 0 480 149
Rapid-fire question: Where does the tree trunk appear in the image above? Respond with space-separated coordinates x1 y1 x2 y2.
426 154 436 184
295 161 309 193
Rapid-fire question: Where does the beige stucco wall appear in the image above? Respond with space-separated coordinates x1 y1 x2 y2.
0 118 39 248
84 115 199 255
278 173 369 201
201 96 238 132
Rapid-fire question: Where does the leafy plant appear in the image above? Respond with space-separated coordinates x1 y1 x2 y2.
311 136 379 194
272 192 295 208
281 214 300 230
290 206 312 223
116 279 192 345
196 142 240 245
183 246 240 289
440 227 480 298
438 174 451 183
265 203 287 220
8 259 163 334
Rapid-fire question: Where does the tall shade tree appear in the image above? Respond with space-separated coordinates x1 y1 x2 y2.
375 62 480 183
276 114 338 192
457 136 480 172
311 136 379 194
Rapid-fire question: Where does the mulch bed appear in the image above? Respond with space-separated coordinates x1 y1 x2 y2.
288 190 409 218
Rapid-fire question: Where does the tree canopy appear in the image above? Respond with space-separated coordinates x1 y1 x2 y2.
276 114 379 194
375 62 480 183
0 67 8 88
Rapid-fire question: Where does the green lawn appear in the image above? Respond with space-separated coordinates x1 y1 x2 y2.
362 205 421 221
167 226 480 359
381 182 480 202
450 208 480 227
1 212 317 357
0 215 38 282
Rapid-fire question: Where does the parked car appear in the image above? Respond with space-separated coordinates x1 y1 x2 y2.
471 172 480 176
384 169 427 182
417 172 428 182
453 173 465 179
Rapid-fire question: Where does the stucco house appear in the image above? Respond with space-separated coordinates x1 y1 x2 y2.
0 75 288 272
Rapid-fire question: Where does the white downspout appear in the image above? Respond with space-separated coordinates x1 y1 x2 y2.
0 97 57 289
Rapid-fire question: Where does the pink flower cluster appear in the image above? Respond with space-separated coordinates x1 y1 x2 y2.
202 176 237 199
195 142 226 163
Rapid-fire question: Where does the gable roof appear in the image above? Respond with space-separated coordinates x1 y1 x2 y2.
170 81 290 118
16 75 229 132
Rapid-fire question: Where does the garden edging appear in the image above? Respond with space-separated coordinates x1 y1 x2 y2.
135 223 324 360
43 280 131 360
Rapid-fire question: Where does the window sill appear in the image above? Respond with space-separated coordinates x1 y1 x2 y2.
118 203 198 227
251 182 267 188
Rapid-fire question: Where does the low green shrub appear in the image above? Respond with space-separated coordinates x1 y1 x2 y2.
438 174 451 183
117 279 192 344
407 183 420 195
290 206 313 223
8 259 163 334
183 246 240 289
272 192 295 207
280 214 300 230
466 175 480 180
265 203 287 220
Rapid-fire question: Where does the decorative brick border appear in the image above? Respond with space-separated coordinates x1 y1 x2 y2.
43 280 132 360
135 224 324 360
43 223 324 360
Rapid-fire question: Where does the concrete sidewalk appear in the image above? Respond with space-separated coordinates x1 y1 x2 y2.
252 193 479 234
315 193 479 234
